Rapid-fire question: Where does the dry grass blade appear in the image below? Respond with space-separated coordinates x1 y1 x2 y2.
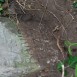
62 64 65 77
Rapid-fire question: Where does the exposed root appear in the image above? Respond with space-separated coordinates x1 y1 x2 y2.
52 26 65 59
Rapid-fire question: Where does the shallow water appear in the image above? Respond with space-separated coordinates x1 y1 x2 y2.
0 17 40 77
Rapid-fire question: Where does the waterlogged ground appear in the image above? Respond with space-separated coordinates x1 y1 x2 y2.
0 17 40 77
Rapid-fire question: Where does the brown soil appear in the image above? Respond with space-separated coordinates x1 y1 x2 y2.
11 0 77 77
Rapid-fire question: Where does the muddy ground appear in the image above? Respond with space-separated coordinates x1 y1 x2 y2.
9 0 77 77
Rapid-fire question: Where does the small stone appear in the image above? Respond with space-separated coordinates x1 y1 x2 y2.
46 60 50 64
44 40 49 43
38 65 41 68
38 76 42 77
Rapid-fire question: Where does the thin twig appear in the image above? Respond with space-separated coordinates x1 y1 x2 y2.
53 0 64 11
39 0 48 26
37 0 67 36
16 0 40 11
66 13 74 28
16 0 26 13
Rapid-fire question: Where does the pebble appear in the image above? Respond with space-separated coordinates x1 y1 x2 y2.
46 60 50 64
